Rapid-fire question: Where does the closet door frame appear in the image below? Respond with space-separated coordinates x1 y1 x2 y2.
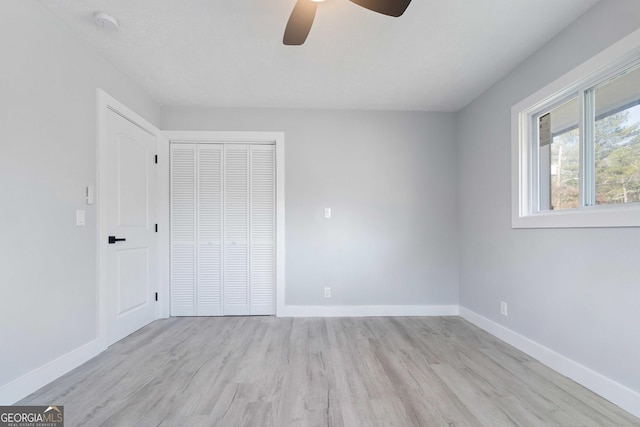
160 131 285 317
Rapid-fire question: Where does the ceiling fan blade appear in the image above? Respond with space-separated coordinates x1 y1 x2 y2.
283 0 318 45
348 0 412 17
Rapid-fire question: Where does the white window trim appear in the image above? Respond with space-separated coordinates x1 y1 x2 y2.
512 27 640 228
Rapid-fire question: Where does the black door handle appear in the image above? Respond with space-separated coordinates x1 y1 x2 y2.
108 236 126 244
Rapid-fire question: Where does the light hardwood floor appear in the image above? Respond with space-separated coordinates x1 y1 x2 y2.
18 317 640 426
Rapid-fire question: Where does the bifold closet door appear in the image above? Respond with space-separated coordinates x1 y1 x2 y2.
170 143 275 316
170 144 197 316
223 145 249 315
197 145 224 315
170 144 224 316
249 145 276 315
223 144 276 315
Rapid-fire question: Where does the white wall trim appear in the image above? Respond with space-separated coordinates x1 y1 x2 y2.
280 305 459 317
161 130 285 317
0 340 102 405
157 133 171 319
460 306 640 419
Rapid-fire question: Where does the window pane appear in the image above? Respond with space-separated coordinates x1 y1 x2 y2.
538 97 580 211
594 65 640 205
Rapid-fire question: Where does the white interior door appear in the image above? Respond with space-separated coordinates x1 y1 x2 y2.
106 109 157 345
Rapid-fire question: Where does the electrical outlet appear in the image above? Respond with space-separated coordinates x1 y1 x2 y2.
324 287 331 298
500 301 508 316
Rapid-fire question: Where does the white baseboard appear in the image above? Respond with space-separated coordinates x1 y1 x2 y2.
279 304 459 317
0 339 105 405
459 306 640 419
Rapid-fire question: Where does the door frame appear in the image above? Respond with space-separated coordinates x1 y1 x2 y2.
97 89 161 347
161 131 285 317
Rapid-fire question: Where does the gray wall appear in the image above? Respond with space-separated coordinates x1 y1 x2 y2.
162 108 459 306
457 0 640 393
0 1 159 387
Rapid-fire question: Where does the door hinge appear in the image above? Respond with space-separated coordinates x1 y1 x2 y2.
155 223 158 233
155 292 158 302
154 155 158 164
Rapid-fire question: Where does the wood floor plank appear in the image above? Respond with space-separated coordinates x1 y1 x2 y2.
16 317 640 427
430 362 521 427
375 345 482 426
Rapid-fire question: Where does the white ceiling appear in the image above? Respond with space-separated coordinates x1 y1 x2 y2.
38 0 599 111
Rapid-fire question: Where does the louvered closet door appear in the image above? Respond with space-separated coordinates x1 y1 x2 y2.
250 145 275 315
171 142 275 317
223 145 250 315
170 144 197 316
170 144 223 316
197 145 223 315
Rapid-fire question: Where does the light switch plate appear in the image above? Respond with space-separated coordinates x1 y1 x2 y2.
76 210 86 226
86 186 94 205
324 208 331 219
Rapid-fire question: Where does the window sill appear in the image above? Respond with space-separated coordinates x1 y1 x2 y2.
512 204 640 228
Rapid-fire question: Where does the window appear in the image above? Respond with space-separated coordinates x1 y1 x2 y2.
537 96 581 211
512 28 640 228
593 67 640 206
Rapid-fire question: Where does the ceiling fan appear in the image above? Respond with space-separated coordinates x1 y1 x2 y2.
283 0 412 45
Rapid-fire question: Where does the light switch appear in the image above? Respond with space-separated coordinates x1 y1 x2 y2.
86 186 94 205
76 210 86 226
324 208 331 219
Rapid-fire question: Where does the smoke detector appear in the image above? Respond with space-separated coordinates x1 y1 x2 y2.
94 12 119 31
